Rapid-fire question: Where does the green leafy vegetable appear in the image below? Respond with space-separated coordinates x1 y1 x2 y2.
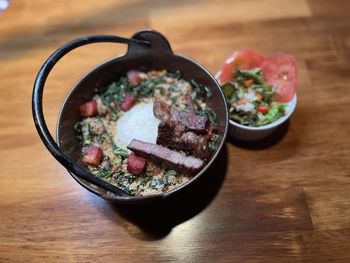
132 78 157 97
257 104 286 126
197 107 217 125
100 79 130 107
235 68 264 84
261 85 274 103
112 145 129 158
230 112 258 126
96 166 114 179
148 178 170 189
221 82 236 100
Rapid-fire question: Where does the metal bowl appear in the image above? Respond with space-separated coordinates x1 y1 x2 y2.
32 29 228 204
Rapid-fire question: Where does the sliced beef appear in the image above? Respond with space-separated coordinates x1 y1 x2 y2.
171 108 207 134
127 139 204 176
157 120 211 161
153 99 207 134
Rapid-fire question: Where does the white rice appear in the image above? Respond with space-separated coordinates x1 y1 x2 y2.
114 102 160 148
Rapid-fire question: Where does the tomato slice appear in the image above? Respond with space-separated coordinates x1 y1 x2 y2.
261 54 297 102
219 49 266 83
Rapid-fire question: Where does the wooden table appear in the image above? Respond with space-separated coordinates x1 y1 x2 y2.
1 0 350 262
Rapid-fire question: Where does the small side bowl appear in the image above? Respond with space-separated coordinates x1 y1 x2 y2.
215 71 297 141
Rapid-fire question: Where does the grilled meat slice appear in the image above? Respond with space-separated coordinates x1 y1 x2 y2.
153 99 207 134
127 139 204 175
157 120 211 161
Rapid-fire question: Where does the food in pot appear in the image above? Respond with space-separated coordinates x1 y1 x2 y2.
74 70 219 196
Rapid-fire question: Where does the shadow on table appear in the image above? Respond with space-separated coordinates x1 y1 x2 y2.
109 145 228 240
227 121 290 150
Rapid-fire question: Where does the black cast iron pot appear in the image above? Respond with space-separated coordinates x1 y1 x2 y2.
32 29 228 204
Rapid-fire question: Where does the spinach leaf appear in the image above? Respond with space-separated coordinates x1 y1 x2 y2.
97 167 114 179
112 145 129 158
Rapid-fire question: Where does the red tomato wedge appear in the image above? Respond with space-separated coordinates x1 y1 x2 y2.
219 49 266 83
82 146 103 166
79 100 97 117
261 54 297 102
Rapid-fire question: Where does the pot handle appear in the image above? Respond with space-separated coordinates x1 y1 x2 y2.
32 35 150 197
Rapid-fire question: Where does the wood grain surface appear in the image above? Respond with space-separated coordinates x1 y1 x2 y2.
1 0 350 262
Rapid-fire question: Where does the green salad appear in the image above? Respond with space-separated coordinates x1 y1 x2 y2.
221 68 286 127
